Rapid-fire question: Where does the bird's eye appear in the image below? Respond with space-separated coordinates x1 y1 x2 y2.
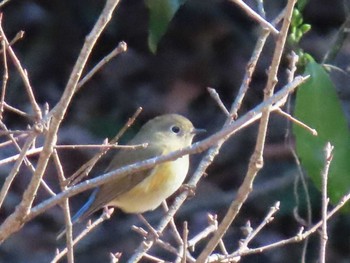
171 125 181 134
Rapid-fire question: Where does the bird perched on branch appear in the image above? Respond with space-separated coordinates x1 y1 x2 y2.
58 114 204 239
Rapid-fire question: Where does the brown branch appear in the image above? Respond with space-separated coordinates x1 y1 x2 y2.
228 0 279 35
320 143 333 263
52 150 74 263
0 35 8 119
77 41 127 91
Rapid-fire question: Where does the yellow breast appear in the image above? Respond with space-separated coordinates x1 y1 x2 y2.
110 156 189 213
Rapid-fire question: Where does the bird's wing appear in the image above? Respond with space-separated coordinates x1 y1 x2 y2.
77 144 164 219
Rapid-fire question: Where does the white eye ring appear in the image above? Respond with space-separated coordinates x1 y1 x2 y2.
171 125 181 134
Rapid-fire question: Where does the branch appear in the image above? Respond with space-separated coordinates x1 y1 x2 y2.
229 0 279 35
319 143 333 263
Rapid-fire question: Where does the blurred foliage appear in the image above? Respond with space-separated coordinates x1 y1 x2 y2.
146 0 187 53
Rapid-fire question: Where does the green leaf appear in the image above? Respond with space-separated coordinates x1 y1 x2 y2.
146 0 186 53
300 24 311 34
293 61 350 208
292 9 302 27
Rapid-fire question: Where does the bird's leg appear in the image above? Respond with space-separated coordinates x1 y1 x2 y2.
137 214 160 239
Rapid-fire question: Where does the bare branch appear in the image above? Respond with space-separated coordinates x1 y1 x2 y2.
77 41 127 91
320 143 333 263
228 0 279 35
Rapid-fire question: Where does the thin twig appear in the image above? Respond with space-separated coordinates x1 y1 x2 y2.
77 41 127 91
67 107 142 186
52 150 74 263
207 88 231 118
0 15 42 121
275 108 317 136
52 207 114 263
319 143 333 263
9 30 25 46
55 143 147 150
162 201 183 246
0 30 25 55
228 0 279 35
0 129 31 136
0 36 8 119
286 50 311 263
0 142 145 165
0 133 28 148
188 215 217 251
2 102 32 119
181 221 188 263
238 201 280 250
0 146 42 166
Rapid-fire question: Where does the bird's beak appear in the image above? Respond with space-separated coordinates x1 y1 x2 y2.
191 128 206 135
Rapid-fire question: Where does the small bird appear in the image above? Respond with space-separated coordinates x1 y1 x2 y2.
59 114 203 237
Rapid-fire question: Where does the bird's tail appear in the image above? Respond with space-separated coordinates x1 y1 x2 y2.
56 189 98 240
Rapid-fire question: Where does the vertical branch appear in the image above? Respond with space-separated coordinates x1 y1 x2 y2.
52 150 74 263
320 143 333 263
285 51 312 263
0 35 8 119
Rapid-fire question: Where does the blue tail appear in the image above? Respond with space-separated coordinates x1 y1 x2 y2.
71 189 98 224
57 189 98 239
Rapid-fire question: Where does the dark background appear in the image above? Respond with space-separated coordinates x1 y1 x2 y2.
0 0 350 262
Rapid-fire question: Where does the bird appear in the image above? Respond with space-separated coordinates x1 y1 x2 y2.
58 114 204 238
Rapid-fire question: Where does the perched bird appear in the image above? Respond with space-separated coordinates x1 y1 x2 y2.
59 114 203 238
